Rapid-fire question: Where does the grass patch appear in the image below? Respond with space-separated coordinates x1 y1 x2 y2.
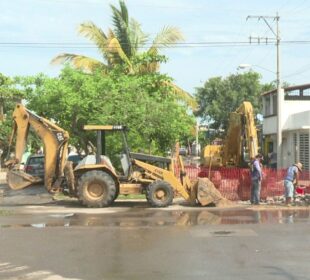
0 210 13 216
52 193 146 200
118 194 145 200
52 193 76 201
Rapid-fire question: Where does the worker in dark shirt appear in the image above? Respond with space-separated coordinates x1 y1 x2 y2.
250 154 263 205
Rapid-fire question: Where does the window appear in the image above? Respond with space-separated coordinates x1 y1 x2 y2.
293 133 297 163
272 94 277 115
299 133 309 170
286 89 300 97
264 95 271 116
302 88 310 96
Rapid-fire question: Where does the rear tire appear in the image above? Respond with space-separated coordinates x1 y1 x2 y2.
77 170 116 207
146 180 174 208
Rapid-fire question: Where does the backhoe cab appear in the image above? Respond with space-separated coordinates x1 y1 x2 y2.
6 104 224 208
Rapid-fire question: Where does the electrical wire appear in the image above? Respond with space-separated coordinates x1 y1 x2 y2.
0 40 309 49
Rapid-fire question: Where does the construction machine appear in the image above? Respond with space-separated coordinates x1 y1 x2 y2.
5 104 226 207
5 104 69 191
203 101 259 168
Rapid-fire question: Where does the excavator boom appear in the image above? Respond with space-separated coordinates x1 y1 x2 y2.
223 101 258 166
203 101 259 167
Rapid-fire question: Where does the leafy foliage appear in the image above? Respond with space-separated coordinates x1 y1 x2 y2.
195 71 273 132
18 66 194 158
0 73 25 163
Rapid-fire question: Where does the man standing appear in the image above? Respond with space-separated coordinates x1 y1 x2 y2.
250 154 263 205
284 162 302 206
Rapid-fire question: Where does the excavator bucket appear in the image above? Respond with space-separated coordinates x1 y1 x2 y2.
6 169 43 190
193 177 232 207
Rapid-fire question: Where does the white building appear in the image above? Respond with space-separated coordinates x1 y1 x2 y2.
262 84 310 170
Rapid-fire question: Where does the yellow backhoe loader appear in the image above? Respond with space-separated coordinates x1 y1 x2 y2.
5 104 226 207
203 101 259 168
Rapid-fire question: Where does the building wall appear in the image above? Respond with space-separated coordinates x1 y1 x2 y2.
263 99 310 135
265 130 310 170
282 131 293 168
282 101 310 130
262 88 310 170
263 116 277 135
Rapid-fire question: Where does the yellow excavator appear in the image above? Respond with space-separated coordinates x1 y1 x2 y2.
203 101 259 168
5 104 225 207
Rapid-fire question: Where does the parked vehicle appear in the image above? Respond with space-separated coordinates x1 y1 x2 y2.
67 154 84 168
179 147 187 156
24 154 44 178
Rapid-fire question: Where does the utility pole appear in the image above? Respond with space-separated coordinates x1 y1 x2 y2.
195 121 199 157
246 13 282 168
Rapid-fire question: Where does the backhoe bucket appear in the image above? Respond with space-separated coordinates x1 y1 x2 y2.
6 169 43 190
193 178 232 207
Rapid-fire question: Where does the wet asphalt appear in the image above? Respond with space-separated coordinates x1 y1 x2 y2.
0 201 309 280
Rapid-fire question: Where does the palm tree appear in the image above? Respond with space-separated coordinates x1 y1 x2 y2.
51 0 196 108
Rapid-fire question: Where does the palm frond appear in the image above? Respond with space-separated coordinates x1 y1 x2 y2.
51 53 107 72
152 26 184 49
129 18 149 55
78 21 109 60
110 0 132 57
118 0 129 24
167 81 198 109
108 38 133 73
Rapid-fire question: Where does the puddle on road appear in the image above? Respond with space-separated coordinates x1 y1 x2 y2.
0 208 309 228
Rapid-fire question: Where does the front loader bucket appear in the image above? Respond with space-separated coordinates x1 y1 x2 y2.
6 169 43 190
194 178 232 207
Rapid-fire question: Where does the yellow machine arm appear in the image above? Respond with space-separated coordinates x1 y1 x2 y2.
203 101 258 167
222 101 258 166
6 104 69 191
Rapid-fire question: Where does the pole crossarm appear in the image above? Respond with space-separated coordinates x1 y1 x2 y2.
246 15 280 38
249 36 276 44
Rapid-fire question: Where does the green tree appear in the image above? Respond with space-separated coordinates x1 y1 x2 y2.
195 71 273 131
51 0 196 108
19 65 194 160
0 73 25 163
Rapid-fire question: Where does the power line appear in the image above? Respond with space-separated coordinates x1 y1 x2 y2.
0 40 309 46
0 41 255 45
1 40 310 50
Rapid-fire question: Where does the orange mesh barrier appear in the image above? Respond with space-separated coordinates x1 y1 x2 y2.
183 166 310 201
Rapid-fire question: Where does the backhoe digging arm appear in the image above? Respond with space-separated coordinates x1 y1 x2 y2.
5 104 69 191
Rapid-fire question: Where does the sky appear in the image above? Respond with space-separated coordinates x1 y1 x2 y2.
1 0 310 95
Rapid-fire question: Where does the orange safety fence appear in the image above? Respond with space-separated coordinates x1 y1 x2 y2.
183 166 310 201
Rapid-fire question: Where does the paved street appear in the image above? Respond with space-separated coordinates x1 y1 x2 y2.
0 197 309 280
2 0 310 279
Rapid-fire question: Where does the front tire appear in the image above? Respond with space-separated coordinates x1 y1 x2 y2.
77 170 116 207
146 180 174 207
